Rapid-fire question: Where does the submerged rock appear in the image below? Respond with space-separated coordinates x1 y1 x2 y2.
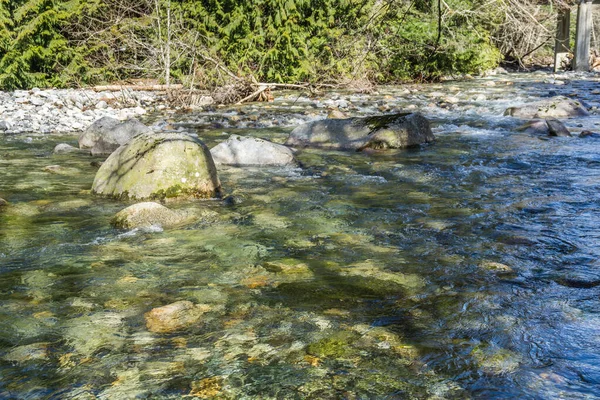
53 143 84 154
504 96 589 119
145 301 211 333
521 118 571 137
0 197 8 208
79 116 150 155
579 130 600 138
3 342 50 363
92 132 221 200
111 202 210 229
479 261 514 274
210 134 296 166
286 112 434 151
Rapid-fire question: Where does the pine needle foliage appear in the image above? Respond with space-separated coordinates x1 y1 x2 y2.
0 0 503 90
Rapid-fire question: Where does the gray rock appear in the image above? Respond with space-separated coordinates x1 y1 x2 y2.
521 118 572 137
546 118 572 137
79 116 150 155
0 120 10 131
285 112 434 151
112 202 203 229
92 132 221 200
504 96 589 119
211 135 296 166
53 143 84 154
30 97 45 106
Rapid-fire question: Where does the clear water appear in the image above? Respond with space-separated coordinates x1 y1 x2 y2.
2 72 600 399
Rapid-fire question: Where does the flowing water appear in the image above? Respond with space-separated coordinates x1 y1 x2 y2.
1 72 600 399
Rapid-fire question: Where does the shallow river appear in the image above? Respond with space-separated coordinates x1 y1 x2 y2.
2 71 600 399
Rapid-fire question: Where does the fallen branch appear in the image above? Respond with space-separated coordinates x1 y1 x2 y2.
93 84 183 92
236 85 268 104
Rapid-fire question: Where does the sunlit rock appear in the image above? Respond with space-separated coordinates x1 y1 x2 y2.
145 301 211 333
53 143 84 154
479 261 514 274
286 112 434 151
504 96 589 119
111 202 212 229
92 132 221 200
79 116 149 155
210 134 296 166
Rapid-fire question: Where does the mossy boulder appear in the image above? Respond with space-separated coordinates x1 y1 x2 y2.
286 112 434 151
111 202 213 229
92 132 221 200
504 96 589 119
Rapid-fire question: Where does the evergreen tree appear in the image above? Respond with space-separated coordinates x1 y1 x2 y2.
0 0 85 90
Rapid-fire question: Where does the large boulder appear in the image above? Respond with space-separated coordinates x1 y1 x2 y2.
92 132 221 200
145 301 212 333
210 135 296 166
79 117 150 155
111 202 207 229
504 96 589 119
285 112 434 151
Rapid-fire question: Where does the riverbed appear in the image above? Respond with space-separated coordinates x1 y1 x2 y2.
1 71 600 399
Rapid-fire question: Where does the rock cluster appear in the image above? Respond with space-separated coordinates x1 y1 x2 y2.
0 88 156 134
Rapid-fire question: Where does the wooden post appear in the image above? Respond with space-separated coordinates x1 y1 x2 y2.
574 0 593 71
554 10 571 72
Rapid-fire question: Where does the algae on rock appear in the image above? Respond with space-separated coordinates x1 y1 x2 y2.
92 132 221 201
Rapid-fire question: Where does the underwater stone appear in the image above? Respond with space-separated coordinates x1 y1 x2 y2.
504 96 589 119
286 112 434 151
0 197 7 208
111 202 203 229
53 143 84 154
92 132 221 200
479 261 514 274
210 134 296 166
145 301 211 333
3 342 50 363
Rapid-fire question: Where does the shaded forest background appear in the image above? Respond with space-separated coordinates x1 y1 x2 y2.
0 0 578 91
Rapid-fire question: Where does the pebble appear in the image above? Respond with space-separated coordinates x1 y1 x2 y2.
0 88 164 134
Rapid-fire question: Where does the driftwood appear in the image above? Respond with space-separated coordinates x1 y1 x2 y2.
93 84 184 92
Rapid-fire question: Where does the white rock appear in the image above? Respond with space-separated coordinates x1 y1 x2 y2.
211 135 296 166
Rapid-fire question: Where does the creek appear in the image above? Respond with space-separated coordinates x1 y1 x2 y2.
1 71 600 399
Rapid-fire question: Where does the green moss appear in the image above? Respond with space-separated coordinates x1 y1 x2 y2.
307 331 359 359
363 113 412 131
